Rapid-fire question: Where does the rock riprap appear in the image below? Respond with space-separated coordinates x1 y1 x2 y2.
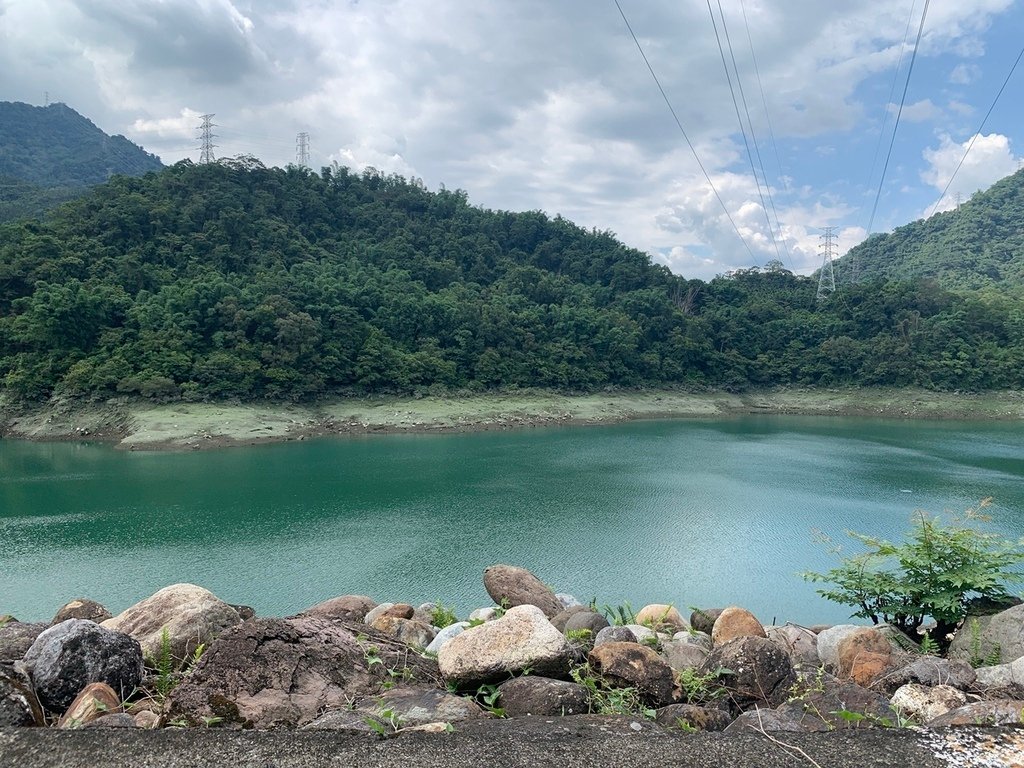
21 619 144 713
102 583 241 663
497 676 590 717
587 641 675 707
700 636 794 711
437 605 573 687
711 607 766 646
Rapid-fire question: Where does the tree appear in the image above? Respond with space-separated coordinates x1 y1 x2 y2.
804 500 1024 646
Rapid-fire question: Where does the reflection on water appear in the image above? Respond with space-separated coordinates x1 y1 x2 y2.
2 416 1022 624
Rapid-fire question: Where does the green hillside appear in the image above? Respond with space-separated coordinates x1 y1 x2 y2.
839 168 1024 290
1 159 1021 402
0 101 163 222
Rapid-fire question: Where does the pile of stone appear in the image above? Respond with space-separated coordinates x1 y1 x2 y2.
2 565 1024 735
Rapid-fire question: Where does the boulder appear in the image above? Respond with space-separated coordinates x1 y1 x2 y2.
816 624 865 671
438 605 573 688
635 605 688 634
369 616 435 649
101 583 241 663
690 608 723 635
378 603 416 621
366 687 485 726
725 708 803 733
302 709 378 734
672 631 711 650
564 612 610 637
655 703 731 732
52 599 112 625
766 625 818 667
587 642 674 707
0 664 44 726
228 604 256 621
948 604 1024 665
425 622 469 655
768 676 896 732
497 676 590 717
711 607 766 646
550 605 588 633
874 656 976 695
890 683 966 724
482 565 563 618
82 713 136 728
364 602 397 625
836 628 894 686
166 617 378 728
133 710 161 729
661 640 708 672
468 607 500 623
974 656 1024 691
700 637 794 711
0 621 48 662
594 626 637 647
927 699 1024 727
57 682 122 728
22 619 144 713
623 624 671 647
555 593 583 610
300 595 376 622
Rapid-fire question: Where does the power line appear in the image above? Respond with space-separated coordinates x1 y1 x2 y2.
612 0 756 263
738 0 791 263
866 0 930 235
706 0 781 261
928 40 1024 217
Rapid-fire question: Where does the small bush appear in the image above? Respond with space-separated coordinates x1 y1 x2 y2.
804 500 1024 646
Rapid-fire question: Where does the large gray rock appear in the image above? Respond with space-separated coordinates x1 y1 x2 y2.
661 640 708 672
102 583 241 663
948 604 1024 665
0 664 44 726
890 683 966 724
927 699 1024 727
425 622 469 655
689 608 723 635
594 626 637 647
363 687 485 727
974 656 1024 691
874 656 977 695
0 621 48 662
22 619 144 713
564 612 610 637
700 637 795 711
587 642 675 707
482 565 563 618
437 605 573 688
767 624 819 667
166 617 380 728
497 676 590 717
549 606 588 633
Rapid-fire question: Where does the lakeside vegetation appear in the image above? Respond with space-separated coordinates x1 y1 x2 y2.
1 159 1023 405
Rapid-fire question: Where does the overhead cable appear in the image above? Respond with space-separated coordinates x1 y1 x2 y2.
866 0 931 234
613 0 757 263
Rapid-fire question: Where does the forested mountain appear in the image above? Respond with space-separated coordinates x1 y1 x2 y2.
0 101 163 223
838 168 1024 290
1 159 1021 402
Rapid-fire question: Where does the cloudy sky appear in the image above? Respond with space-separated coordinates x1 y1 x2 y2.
2 0 1022 279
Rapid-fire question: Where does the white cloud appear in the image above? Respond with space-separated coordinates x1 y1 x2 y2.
950 63 981 84
887 99 942 123
921 133 1019 213
131 108 203 139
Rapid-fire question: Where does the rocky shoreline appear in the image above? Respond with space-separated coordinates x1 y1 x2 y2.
3 564 1024 766
1 388 1022 451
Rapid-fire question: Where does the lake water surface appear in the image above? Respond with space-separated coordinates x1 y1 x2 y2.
2 416 1022 624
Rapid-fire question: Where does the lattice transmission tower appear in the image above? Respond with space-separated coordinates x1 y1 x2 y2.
816 226 837 302
198 114 218 164
296 132 310 168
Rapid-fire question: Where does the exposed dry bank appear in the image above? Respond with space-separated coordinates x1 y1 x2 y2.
1 387 1022 451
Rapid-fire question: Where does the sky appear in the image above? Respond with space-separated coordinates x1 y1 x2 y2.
2 0 1022 280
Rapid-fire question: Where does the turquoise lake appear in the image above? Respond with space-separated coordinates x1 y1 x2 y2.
2 416 1022 624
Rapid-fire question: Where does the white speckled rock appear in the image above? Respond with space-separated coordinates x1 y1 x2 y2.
891 683 966 724
425 622 469 655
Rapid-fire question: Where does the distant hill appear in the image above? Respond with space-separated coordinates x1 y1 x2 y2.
838 168 1024 290
0 101 163 222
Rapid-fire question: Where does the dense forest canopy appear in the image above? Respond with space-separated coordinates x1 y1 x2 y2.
1 159 1022 402
0 101 164 224
838 168 1024 290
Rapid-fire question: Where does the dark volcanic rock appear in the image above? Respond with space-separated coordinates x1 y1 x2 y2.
0 622 48 662
166 616 381 729
700 637 795 711
497 676 590 717
22 619 144 713
483 564 563 618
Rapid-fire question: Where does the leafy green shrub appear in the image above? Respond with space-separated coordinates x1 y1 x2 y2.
804 501 1024 645
430 604 458 629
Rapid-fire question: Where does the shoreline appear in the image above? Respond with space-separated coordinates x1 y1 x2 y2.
1 387 1022 451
